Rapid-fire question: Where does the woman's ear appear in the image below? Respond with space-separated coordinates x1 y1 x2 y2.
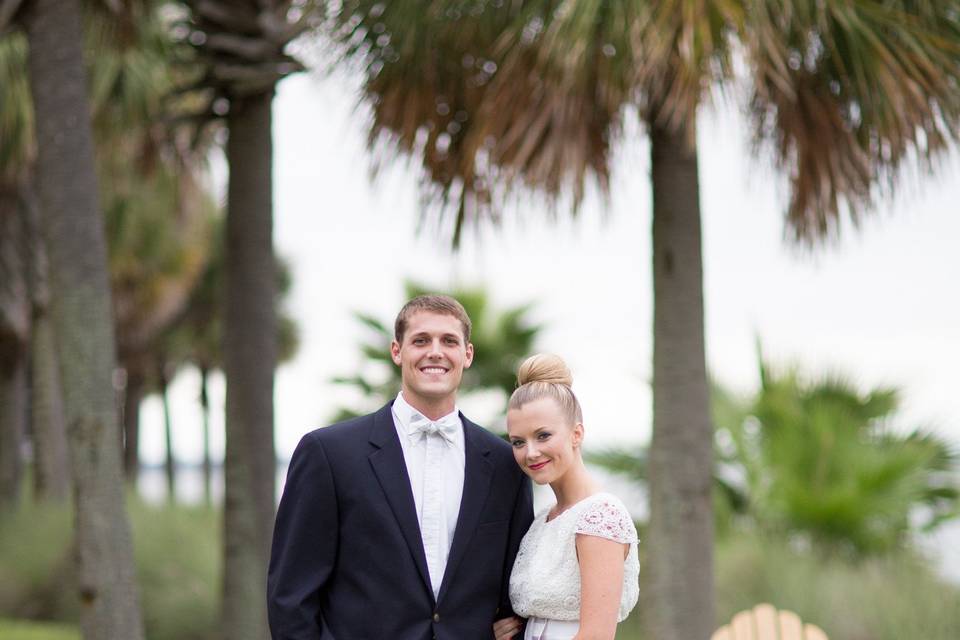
572 422 585 448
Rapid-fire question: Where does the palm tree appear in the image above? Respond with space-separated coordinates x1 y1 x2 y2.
18 0 145 636
328 3 960 637
0 26 69 503
331 280 540 426
155 238 301 505
0 20 34 509
175 2 318 635
0 179 29 509
719 360 960 556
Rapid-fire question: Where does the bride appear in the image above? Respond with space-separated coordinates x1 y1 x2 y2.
494 354 639 640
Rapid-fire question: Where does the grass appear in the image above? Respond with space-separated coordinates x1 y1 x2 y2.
0 618 80 640
0 494 220 640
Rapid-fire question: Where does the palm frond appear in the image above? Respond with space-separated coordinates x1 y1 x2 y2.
745 1 960 242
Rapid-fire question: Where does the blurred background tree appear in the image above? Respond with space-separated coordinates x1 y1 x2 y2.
171 2 319 634
592 355 960 558
330 280 540 428
721 360 959 556
326 3 960 635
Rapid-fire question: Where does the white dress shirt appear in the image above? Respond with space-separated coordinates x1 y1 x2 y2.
392 392 466 598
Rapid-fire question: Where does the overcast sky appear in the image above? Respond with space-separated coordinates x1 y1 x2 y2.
140 65 960 467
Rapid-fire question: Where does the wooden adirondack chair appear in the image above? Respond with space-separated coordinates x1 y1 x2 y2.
712 603 829 640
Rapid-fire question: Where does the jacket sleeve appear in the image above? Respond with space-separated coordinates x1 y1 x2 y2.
267 431 338 639
499 470 534 619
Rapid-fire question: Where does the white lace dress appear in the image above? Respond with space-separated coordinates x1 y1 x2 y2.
509 492 640 640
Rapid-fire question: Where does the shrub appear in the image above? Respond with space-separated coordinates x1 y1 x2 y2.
0 495 220 640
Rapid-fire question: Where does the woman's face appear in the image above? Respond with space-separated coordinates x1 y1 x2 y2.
506 397 583 485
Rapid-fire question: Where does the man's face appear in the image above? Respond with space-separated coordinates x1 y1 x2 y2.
391 311 474 416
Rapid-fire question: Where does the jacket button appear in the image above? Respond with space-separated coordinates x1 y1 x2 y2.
433 612 441 622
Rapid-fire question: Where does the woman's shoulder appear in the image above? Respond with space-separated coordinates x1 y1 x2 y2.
574 492 638 543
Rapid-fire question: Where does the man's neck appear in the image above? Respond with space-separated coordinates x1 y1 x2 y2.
400 390 456 421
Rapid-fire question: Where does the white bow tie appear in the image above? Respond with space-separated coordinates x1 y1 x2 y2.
408 413 459 444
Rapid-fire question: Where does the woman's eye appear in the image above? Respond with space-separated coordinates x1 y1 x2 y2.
511 440 524 448
537 432 551 441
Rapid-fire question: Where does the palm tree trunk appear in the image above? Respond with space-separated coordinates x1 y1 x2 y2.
0 189 29 509
199 364 213 506
158 360 176 503
23 0 144 637
646 119 715 640
30 310 70 501
122 369 145 482
0 357 26 508
23 182 71 502
221 90 277 640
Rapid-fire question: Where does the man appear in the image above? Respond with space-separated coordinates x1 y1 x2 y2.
268 295 534 639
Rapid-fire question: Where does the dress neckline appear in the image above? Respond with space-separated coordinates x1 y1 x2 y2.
543 491 610 524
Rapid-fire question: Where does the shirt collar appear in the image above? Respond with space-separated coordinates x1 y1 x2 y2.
393 391 462 440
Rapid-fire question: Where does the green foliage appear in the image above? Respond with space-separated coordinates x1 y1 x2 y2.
0 496 219 640
0 32 31 185
159 223 300 380
0 619 80 640
0 501 76 621
331 280 540 423
718 361 960 555
590 364 959 555
128 499 219 640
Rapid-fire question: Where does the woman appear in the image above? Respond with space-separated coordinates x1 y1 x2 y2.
494 354 639 640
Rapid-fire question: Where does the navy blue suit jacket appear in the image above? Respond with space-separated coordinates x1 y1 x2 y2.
267 402 534 639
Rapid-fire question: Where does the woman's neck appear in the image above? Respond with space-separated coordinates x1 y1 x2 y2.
549 458 599 513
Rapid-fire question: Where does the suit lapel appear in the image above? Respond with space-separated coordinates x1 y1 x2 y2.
367 404 434 601
438 416 494 603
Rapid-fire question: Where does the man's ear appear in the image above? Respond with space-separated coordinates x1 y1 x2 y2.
464 342 475 368
390 340 402 366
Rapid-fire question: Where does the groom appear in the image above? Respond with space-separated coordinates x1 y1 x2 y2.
268 294 534 639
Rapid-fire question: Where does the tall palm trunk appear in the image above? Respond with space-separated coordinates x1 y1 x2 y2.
24 181 71 501
221 90 277 640
199 364 213 506
0 357 26 507
30 310 70 500
23 0 144 637
157 360 176 502
122 368 145 481
646 120 715 640
0 189 29 509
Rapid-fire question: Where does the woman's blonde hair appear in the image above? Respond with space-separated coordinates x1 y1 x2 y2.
508 354 583 425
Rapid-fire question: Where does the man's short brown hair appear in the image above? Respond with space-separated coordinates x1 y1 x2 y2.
394 294 472 343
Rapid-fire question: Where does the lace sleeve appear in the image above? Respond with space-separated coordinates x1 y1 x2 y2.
575 497 638 544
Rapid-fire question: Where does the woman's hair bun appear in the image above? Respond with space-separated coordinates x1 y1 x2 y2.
516 353 573 387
